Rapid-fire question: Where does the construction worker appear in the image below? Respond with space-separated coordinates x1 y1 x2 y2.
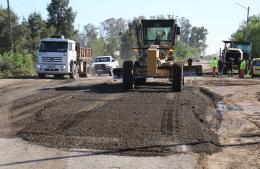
239 59 246 78
211 57 217 77
155 31 166 45
226 58 233 77
217 59 224 77
187 58 193 66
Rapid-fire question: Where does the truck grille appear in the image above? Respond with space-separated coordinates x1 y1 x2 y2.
42 57 62 63
95 64 106 69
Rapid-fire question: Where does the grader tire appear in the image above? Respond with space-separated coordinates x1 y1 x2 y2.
135 78 146 85
172 63 182 92
123 61 134 89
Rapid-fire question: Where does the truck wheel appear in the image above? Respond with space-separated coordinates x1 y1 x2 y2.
70 63 77 79
123 61 134 89
85 64 89 78
172 63 182 92
109 71 112 76
135 78 146 85
38 73 45 79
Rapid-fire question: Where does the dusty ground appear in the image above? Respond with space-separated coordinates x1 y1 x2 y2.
0 75 259 169
187 77 260 169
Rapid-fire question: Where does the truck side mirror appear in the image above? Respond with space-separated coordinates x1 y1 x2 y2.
175 27 181 36
112 60 115 62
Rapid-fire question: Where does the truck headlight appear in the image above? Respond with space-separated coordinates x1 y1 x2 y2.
37 64 41 68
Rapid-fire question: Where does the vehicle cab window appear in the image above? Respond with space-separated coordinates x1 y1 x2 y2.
95 57 111 62
68 43 73 51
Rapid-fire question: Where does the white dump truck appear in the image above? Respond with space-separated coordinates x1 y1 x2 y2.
36 36 92 79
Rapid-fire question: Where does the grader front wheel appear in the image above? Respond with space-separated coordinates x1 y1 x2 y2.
172 63 183 92
123 61 134 89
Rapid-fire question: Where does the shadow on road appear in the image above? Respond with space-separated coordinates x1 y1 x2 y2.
54 81 175 94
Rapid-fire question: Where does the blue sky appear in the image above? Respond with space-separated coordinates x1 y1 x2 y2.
1 0 260 55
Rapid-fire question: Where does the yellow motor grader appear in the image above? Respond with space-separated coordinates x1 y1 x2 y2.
114 19 202 92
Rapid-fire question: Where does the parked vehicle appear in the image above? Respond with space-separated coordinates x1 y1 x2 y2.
221 41 252 72
251 58 260 77
92 56 118 76
36 36 92 79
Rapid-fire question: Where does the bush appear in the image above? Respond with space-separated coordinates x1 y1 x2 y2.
0 50 35 78
174 41 200 63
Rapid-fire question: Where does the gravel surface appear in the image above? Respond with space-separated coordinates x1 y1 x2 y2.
7 80 221 156
1 76 259 168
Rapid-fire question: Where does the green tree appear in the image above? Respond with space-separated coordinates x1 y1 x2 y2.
47 0 76 38
101 18 127 57
77 23 106 56
14 18 32 52
189 26 208 53
0 6 18 53
174 41 200 62
92 37 106 56
0 7 33 54
28 12 44 50
83 23 98 47
232 14 260 57
178 17 192 44
119 16 145 60
0 50 35 77
120 29 136 60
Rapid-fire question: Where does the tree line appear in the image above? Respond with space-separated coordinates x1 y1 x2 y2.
0 0 208 77
79 16 208 62
231 14 260 57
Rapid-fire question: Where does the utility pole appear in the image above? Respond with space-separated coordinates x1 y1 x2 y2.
7 0 14 52
235 2 250 42
246 6 250 42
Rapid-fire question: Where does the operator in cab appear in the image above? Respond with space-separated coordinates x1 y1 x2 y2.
155 31 166 45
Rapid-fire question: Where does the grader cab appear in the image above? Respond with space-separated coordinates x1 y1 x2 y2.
115 19 202 92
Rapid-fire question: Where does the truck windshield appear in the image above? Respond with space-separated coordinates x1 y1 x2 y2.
39 41 68 52
254 60 260 66
147 27 172 41
233 44 251 53
95 57 110 62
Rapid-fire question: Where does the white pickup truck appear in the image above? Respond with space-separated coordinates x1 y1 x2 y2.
92 56 118 76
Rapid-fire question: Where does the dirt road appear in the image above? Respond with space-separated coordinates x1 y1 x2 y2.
0 76 259 169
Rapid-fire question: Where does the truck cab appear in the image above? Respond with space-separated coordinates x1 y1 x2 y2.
221 41 252 70
36 36 77 78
